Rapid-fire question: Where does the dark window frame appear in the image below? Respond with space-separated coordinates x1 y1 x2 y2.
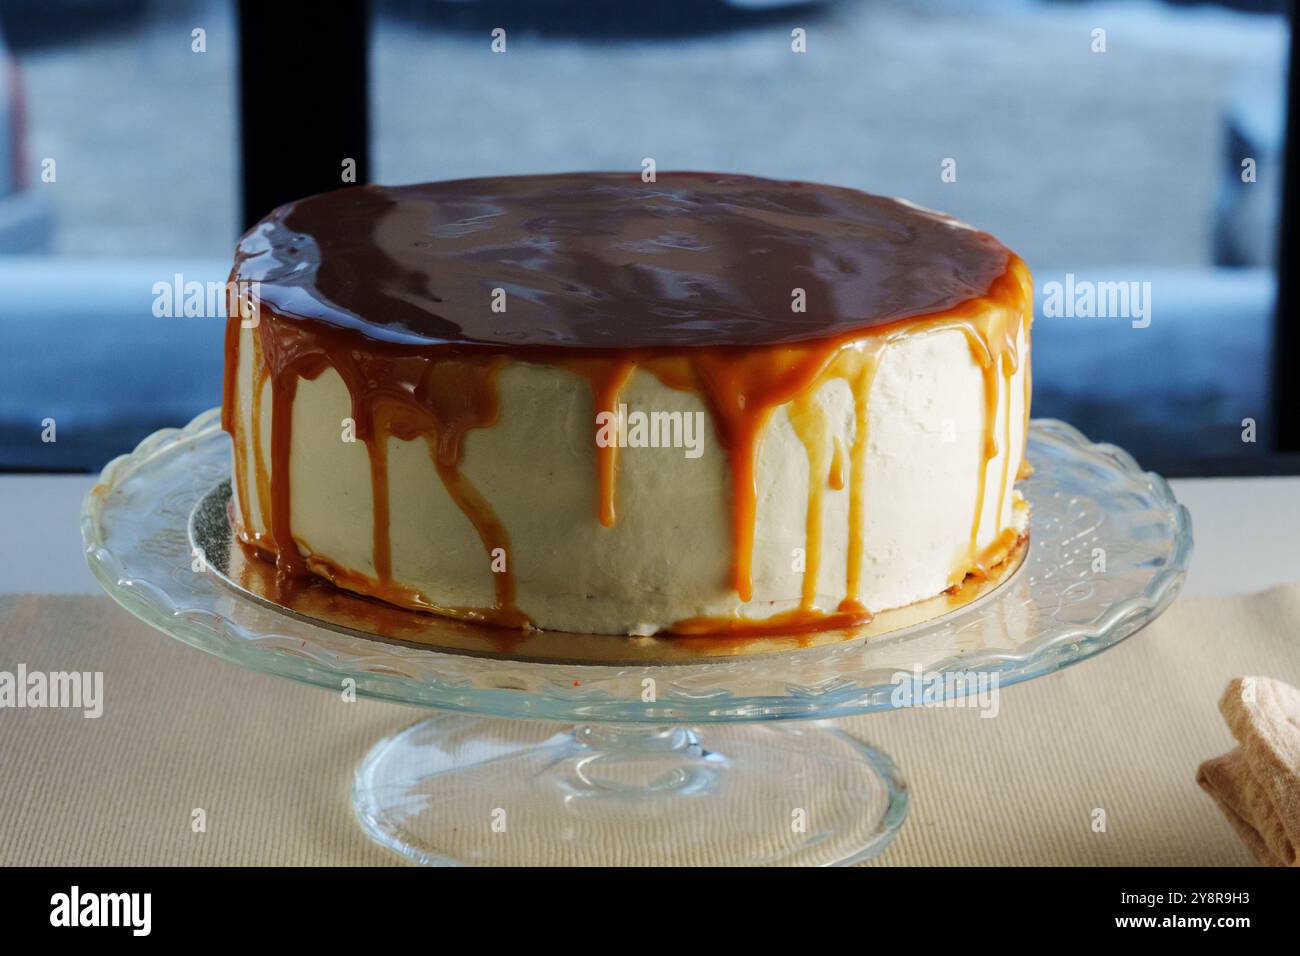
238 1 370 227
1273 0 1299 463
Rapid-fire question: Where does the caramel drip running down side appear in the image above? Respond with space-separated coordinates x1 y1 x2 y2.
787 393 830 613
364 409 392 584
958 289 1029 583
243 311 532 628
562 358 636 528
992 355 1014 564
689 346 841 602
828 436 846 491
387 355 530 628
416 355 527 626
427 444 529 628
219 295 241 437
668 269 1030 635
250 330 274 544
220 313 252 541
838 348 884 613
961 351 1001 586
1018 320 1035 481
266 362 303 579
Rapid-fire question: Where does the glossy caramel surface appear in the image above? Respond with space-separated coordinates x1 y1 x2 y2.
232 172 1014 350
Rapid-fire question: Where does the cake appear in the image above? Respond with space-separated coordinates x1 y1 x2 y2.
221 172 1032 636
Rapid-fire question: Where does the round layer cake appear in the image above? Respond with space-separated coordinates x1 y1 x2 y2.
221 172 1032 636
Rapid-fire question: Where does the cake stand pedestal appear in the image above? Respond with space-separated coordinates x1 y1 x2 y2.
353 719 905 866
82 410 1190 866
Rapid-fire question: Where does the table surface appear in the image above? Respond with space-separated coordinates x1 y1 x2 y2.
4 473 1298 598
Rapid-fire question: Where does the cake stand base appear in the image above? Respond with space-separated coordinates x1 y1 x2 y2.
352 716 908 866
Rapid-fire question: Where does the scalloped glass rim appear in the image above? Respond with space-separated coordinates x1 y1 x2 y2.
82 409 1192 723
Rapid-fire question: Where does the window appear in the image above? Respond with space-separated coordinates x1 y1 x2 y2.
0 0 237 470
371 0 1295 476
0 0 1294 476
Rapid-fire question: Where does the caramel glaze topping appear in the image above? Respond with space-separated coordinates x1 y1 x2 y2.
221 172 1031 635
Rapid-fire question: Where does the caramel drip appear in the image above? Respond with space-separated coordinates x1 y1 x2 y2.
266 363 303 578
1018 320 1035 480
838 349 884 612
962 527 1023 586
993 358 1014 553
336 359 422 590
689 346 839 601
427 448 528 627
381 355 529 627
219 299 240 436
666 350 887 636
787 393 830 612
241 312 532 627
220 313 252 539
416 355 528 627
959 353 1001 586
249 329 274 540
365 414 392 583
828 436 846 491
562 358 636 528
352 390 521 625
218 278 260 550
967 291 1028 581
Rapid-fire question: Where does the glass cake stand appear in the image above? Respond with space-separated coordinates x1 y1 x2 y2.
82 409 1192 866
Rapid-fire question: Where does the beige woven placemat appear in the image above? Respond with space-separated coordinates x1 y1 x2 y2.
2 588 1297 866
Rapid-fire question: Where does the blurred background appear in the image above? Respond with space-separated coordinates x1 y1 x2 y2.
0 0 1292 475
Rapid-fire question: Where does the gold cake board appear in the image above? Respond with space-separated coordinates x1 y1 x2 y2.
191 479 1027 666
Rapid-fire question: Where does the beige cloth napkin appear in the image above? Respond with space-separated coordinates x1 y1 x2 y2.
1197 677 1300 866
2 587 1299 866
